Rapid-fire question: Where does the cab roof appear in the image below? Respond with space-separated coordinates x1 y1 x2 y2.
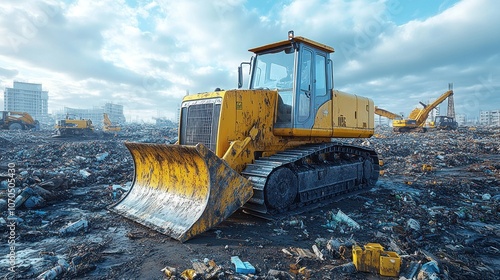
248 36 335 54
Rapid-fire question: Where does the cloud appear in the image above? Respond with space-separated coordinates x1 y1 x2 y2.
0 67 19 78
0 0 498 123
332 0 500 117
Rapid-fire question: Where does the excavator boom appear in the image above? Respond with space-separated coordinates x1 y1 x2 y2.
103 113 121 132
414 90 453 125
374 107 402 120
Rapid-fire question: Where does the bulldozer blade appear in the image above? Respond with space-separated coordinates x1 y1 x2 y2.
110 142 253 242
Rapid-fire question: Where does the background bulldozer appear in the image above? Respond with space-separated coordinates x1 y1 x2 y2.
111 31 380 242
54 114 95 137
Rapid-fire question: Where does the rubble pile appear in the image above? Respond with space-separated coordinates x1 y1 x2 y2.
369 128 499 176
1 138 132 212
118 123 178 144
0 126 498 279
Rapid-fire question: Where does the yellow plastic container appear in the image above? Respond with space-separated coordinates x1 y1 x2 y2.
353 243 401 277
422 164 433 172
380 251 401 277
352 243 384 274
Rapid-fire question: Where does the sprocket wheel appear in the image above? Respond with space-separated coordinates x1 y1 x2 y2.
264 167 298 211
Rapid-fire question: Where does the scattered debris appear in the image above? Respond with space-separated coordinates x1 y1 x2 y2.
59 218 89 235
0 126 498 279
36 259 69 280
418 260 440 280
324 209 361 231
231 256 255 274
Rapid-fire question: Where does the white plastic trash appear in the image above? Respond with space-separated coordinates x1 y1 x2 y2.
79 169 91 178
95 152 109 161
334 210 361 230
59 218 89 235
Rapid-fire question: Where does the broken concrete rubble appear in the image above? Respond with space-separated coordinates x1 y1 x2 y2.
0 126 498 279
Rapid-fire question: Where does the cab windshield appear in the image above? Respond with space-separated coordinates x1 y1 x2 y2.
250 47 295 91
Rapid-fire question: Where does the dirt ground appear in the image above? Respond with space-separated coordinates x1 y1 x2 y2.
0 126 499 279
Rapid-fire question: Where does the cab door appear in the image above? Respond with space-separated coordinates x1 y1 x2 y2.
295 47 330 129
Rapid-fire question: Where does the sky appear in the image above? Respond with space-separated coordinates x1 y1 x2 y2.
0 0 499 123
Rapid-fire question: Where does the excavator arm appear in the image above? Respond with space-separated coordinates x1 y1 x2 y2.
13 111 36 124
393 89 454 132
414 90 453 126
374 107 402 120
1 111 37 130
103 113 121 132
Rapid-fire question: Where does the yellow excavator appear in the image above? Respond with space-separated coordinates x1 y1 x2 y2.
103 113 121 132
110 31 380 242
0 111 39 130
392 87 454 133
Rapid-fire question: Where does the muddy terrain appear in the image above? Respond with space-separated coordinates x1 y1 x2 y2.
0 126 499 279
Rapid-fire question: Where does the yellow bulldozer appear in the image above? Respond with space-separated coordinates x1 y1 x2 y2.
54 114 95 137
0 111 39 130
110 31 380 242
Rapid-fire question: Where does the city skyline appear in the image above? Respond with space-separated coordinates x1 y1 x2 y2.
3 80 127 125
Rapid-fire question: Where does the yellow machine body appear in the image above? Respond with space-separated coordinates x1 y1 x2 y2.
111 33 379 242
55 115 95 137
113 142 253 242
103 113 121 132
0 111 38 130
392 89 454 132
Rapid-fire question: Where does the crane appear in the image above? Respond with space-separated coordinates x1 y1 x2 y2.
433 83 458 130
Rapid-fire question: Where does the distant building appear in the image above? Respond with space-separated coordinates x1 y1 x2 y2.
153 117 177 127
104 103 126 124
455 114 467 126
479 110 500 126
3 81 49 122
56 103 125 127
429 105 439 122
63 106 104 123
374 115 392 127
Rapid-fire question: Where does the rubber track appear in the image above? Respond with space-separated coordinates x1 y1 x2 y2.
240 142 379 220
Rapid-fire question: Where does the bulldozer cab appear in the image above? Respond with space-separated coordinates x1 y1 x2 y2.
243 32 334 130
